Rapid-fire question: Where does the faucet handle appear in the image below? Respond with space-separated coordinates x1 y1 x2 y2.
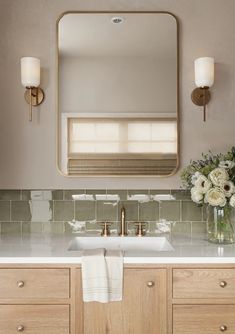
134 222 146 237
99 222 112 237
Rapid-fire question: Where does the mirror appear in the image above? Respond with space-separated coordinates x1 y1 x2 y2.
57 12 179 176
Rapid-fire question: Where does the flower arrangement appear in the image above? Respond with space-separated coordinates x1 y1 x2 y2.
181 147 235 208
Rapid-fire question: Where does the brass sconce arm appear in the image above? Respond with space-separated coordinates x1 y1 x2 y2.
24 87 44 122
191 86 210 122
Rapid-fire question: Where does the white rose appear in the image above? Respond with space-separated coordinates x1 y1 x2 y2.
194 175 212 194
205 188 227 207
191 187 203 204
220 181 235 197
230 194 235 207
219 160 235 169
209 168 229 186
191 172 202 185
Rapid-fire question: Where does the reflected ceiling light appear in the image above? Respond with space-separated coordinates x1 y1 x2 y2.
111 16 124 24
21 57 45 122
191 57 214 122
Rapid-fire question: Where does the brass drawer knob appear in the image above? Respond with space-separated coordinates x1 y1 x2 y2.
220 281 227 288
220 325 227 332
17 281 25 288
17 325 24 332
147 281 155 288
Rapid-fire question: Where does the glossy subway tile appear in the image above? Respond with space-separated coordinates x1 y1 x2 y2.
0 189 208 235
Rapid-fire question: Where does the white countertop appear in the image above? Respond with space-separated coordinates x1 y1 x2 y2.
0 233 235 264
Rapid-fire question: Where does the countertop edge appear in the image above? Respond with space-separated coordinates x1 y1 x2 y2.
1 257 235 264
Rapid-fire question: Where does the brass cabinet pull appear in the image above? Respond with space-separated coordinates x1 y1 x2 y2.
220 325 227 332
220 281 227 288
147 281 155 288
17 281 25 288
17 325 24 332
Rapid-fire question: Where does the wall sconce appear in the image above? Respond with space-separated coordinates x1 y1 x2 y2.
21 57 44 122
191 57 214 122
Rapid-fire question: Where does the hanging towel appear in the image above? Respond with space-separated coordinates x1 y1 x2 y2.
105 250 123 302
81 248 123 303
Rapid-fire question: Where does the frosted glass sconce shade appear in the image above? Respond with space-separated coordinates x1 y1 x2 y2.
191 56 215 122
21 57 40 87
194 57 214 88
20 57 44 122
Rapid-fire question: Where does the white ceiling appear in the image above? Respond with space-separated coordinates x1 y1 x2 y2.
58 13 177 58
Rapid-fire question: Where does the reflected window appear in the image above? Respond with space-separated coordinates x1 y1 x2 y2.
66 117 177 175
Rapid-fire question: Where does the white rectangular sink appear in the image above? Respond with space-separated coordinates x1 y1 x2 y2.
67 236 174 252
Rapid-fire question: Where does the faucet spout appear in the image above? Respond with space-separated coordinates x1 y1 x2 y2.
119 207 128 236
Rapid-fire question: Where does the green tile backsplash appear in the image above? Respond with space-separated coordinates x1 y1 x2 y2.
0 201 10 221
54 201 74 221
160 201 181 221
181 201 203 221
75 200 96 221
0 189 210 235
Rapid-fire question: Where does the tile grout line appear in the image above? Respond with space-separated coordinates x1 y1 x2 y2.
52 200 55 223
9 200 12 222
179 200 182 222
190 221 193 238
73 200 75 220
158 201 161 222
137 202 140 221
95 201 97 221
20 221 23 237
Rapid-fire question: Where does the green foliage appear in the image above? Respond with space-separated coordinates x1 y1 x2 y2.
181 147 235 189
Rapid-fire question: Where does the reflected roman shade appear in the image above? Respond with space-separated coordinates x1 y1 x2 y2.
67 118 177 175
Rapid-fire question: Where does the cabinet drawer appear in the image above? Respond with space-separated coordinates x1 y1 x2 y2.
173 305 235 334
0 269 70 299
173 269 235 299
0 305 69 334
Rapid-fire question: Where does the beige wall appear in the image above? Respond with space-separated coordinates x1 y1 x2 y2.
60 56 176 113
0 0 235 189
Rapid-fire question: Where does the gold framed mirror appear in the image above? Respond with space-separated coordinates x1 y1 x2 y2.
56 11 179 176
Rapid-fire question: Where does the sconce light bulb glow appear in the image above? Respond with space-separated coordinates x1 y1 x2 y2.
194 57 214 88
21 57 40 88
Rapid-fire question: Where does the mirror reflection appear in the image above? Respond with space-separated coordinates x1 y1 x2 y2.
57 12 178 176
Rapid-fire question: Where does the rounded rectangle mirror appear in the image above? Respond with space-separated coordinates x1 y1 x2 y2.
57 11 179 176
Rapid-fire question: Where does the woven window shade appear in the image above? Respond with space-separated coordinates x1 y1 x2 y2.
67 118 177 175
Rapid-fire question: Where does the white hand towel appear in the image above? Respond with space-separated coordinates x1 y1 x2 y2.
105 250 123 302
81 248 109 303
81 248 123 303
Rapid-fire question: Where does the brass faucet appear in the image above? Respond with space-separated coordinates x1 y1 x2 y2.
119 207 128 236
135 222 146 237
100 222 111 237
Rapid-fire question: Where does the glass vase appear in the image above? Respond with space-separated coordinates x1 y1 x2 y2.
207 205 235 244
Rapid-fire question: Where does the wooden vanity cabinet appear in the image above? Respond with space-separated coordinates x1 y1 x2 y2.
76 267 167 334
0 265 71 334
1 264 235 334
172 267 235 334
173 305 235 334
0 305 69 334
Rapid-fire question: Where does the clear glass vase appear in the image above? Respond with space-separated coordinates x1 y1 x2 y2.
207 205 235 244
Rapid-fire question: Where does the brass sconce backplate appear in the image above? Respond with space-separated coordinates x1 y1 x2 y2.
24 87 44 106
191 87 210 106
191 87 211 122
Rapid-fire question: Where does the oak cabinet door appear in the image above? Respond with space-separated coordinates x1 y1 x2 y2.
173 305 235 334
173 268 235 299
0 268 70 299
79 268 167 334
0 305 69 334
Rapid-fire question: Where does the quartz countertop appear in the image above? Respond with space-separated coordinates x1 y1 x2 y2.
0 233 235 264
